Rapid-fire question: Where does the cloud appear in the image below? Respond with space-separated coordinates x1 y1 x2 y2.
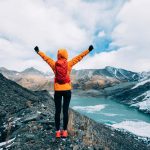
0 0 89 51
3 0 149 73
75 46 149 72
76 0 150 72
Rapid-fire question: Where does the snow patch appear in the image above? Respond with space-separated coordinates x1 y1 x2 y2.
0 138 15 148
37 111 42 114
72 104 106 113
132 91 150 111
112 121 150 138
132 74 136 79
114 69 118 78
13 118 21 124
119 70 128 79
131 78 150 89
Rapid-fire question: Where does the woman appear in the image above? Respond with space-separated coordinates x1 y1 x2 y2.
34 45 94 138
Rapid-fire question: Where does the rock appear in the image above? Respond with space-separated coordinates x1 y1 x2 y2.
22 114 39 123
73 145 79 150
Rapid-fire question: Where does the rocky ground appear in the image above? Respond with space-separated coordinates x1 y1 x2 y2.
0 73 95 150
0 73 150 150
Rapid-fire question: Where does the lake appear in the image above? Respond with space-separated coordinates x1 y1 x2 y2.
70 95 150 137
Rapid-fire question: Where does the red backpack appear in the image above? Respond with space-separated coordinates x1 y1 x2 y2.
55 59 70 84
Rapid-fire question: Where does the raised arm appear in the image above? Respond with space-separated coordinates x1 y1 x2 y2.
34 46 55 71
68 45 94 67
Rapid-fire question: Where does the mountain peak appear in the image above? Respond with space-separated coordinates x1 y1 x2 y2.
21 67 44 75
105 66 117 71
0 67 8 71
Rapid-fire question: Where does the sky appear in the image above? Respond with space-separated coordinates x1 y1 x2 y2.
0 0 150 73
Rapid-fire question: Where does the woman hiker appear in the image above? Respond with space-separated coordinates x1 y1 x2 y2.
34 45 94 138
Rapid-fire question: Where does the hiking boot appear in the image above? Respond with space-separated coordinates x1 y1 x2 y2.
61 130 68 138
55 130 61 138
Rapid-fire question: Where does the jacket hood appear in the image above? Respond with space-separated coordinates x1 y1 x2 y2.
57 49 68 60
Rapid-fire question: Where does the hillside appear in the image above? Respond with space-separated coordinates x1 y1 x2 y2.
0 67 54 91
0 73 150 150
71 66 140 90
112 78 150 113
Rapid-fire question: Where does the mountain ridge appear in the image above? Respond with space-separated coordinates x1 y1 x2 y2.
0 66 141 91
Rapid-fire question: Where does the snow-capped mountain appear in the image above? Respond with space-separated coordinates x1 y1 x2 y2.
71 66 140 90
131 78 150 113
139 71 150 81
113 78 150 113
0 66 141 91
104 66 140 81
72 66 140 82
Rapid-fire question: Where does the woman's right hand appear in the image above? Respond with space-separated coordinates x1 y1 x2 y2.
34 46 39 53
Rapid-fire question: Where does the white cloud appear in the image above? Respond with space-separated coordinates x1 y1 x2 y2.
76 0 150 72
0 0 125 72
75 46 149 72
0 0 89 51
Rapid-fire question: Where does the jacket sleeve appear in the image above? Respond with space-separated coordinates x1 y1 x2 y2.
38 51 55 71
68 49 90 67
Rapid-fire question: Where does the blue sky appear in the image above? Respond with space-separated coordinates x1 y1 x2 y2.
0 0 150 72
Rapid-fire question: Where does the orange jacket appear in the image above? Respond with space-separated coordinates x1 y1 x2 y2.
38 49 90 91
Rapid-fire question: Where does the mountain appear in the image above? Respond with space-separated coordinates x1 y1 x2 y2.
0 66 146 93
104 66 140 81
0 67 52 78
71 66 140 90
112 78 150 113
72 66 140 81
0 66 142 91
0 67 54 91
0 67 19 80
0 73 149 150
21 67 45 76
71 67 150 115
140 71 150 80
1 66 147 93
0 73 54 124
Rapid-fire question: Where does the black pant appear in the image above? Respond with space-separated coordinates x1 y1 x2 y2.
54 90 71 131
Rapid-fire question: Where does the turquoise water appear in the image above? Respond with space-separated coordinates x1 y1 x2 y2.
70 95 150 125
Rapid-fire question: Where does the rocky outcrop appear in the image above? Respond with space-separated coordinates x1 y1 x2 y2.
68 109 150 150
